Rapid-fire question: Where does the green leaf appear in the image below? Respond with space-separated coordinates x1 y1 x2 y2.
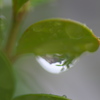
0 51 15 100
16 19 100 67
13 94 71 100
16 19 99 56
12 0 30 14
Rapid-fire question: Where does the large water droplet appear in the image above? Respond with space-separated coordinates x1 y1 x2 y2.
36 54 77 74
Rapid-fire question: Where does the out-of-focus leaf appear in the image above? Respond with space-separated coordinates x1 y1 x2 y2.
0 15 6 48
0 51 15 100
13 94 71 100
12 0 53 15
0 0 3 8
16 19 99 56
12 0 30 15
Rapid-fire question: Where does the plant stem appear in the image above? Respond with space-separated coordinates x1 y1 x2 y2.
4 20 20 58
5 14 25 59
4 1 30 60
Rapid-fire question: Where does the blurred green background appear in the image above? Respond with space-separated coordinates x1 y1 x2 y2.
1 0 100 100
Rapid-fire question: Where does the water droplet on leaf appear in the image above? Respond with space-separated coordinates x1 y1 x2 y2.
36 54 78 74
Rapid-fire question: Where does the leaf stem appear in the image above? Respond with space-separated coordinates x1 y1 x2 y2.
4 20 20 58
4 4 28 59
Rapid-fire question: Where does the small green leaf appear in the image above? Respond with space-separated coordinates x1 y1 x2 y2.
13 94 71 100
16 19 99 55
16 19 100 67
0 51 15 100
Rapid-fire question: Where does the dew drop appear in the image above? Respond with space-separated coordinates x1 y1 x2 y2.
36 56 67 74
36 54 77 74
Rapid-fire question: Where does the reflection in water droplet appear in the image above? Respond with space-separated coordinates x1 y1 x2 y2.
36 54 77 74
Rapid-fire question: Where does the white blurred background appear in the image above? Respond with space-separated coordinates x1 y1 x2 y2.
2 0 100 100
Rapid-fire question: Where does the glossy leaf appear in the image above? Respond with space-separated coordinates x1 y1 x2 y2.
16 19 100 67
16 19 100 54
0 51 15 100
13 94 70 100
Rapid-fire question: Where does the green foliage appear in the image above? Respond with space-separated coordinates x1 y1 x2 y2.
0 51 15 100
16 19 99 67
0 0 100 100
13 94 70 100
16 19 99 56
